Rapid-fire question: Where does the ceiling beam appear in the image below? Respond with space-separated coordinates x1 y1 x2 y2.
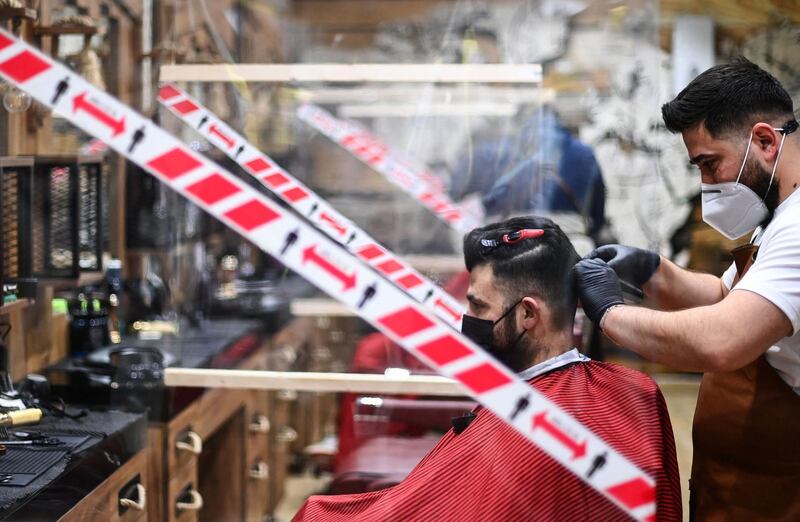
159 63 542 84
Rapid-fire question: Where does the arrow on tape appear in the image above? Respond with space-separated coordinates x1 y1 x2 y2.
434 297 462 324
208 123 235 149
319 212 348 236
302 245 357 291
73 92 125 137
533 411 587 460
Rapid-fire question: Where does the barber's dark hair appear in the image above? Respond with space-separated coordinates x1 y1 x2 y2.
463 215 579 330
662 57 795 137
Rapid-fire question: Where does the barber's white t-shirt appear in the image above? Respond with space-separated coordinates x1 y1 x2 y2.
722 187 800 394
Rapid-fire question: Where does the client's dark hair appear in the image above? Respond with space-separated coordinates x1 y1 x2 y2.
662 57 794 138
463 215 580 330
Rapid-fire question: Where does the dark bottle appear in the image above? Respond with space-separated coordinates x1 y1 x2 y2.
69 294 110 356
105 259 124 342
69 295 91 357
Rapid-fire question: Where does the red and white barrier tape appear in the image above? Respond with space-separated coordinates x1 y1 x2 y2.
297 103 481 234
0 30 655 520
157 83 465 328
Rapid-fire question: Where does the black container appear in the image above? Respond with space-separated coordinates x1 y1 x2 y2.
69 295 111 357
109 346 166 418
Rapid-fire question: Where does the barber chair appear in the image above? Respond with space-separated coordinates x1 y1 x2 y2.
327 396 476 494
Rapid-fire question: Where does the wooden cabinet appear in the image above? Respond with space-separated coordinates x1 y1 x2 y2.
54 311 352 521
144 388 275 522
38 304 359 522
141 342 277 522
59 449 149 522
62 322 326 521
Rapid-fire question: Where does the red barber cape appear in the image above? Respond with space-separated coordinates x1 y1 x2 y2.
294 361 682 521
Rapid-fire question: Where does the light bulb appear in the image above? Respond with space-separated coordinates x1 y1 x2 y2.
3 87 32 113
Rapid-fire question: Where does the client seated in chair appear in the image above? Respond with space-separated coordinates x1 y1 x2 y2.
294 216 681 521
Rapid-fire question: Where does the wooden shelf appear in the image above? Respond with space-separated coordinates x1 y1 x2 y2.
165 368 464 396
34 24 98 36
0 156 34 168
0 298 32 315
160 63 543 84
290 298 354 318
37 271 104 289
0 7 37 22
126 240 203 261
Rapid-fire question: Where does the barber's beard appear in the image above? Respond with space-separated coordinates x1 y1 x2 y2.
490 315 535 373
740 155 780 220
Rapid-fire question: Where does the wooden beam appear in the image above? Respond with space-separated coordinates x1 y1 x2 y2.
0 7 37 21
165 367 699 397
290 298 354 317
296 86 556 104
159 63 542 84
0 299 32 316
338 102 518 118
165 368 465 396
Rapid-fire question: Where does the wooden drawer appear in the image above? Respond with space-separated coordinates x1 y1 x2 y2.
146 427 166 522
311 315 359 372
310 392 337 445
168 459 201 522
167 402 202 475
193 387 248 440
270 388 294 429
245 390 271 521
245 446 271 521
246 391 270 457
268 390 295 513
290 392 312 453
197 407 246 522
238 340 271 371
60 449 149 522
267 318 313 372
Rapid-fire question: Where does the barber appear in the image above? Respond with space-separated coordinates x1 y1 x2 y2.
574 58 800 521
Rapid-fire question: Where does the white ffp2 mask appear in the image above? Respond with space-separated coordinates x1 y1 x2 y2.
700 181 768 240
701 126 791 240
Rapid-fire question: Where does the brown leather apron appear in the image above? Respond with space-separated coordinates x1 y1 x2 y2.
690 243 800 521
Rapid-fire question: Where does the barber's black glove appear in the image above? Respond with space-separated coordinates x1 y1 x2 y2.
587 244 660 289
574 258 625 326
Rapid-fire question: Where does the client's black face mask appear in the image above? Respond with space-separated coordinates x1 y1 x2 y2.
461 298 524 352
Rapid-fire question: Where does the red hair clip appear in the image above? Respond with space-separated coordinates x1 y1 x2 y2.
479 228 545 251
502 228 544 244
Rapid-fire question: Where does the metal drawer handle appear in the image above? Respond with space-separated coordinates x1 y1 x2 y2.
277 389 297 402
249 461 269 480
119 483 146 511
277 426 297 443
175 489 203 511
279 344 298 364
249 414 270 434
313 346 332 360
175 431 203 455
